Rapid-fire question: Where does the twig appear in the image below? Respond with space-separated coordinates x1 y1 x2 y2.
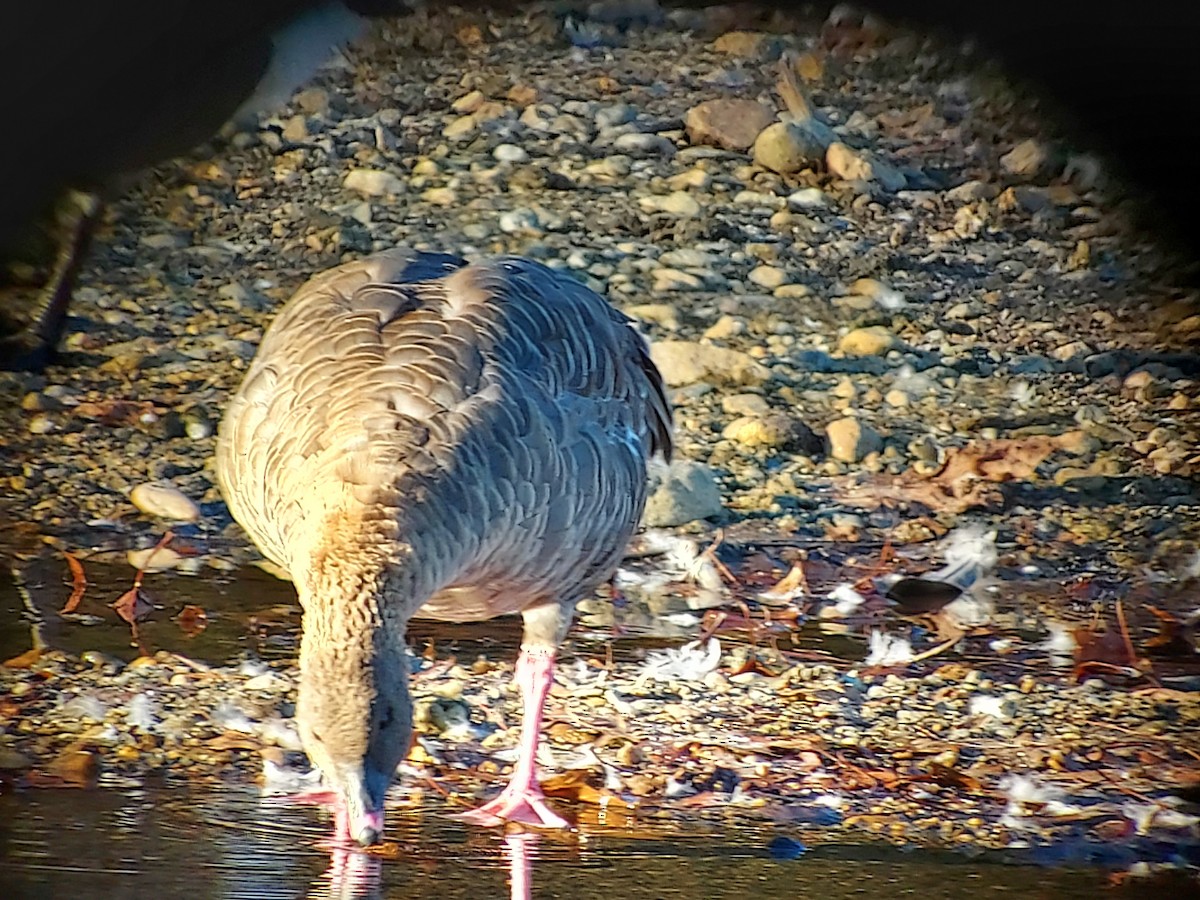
1114 599 1139 670
775 54 813 120
908 635 961 664
702 530 738 584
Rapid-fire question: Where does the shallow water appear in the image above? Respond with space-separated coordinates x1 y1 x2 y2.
0 785 1142 900
1 556 1195 898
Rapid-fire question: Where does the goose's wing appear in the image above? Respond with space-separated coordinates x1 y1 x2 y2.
216 249 467 570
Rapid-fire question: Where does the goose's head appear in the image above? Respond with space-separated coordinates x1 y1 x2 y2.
295 570 413 846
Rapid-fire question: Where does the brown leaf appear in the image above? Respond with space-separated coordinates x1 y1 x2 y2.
207 733 262 752
38 743 99 788
2 648 42 669
540 768 626 808
73 399 163 426
761 563 808 601
834 432 1086 514
175 604 208 637
935 433 1084 486
1073 626 1133 668
112 587 154 624
925 762 983 794
1145 606 1196 658
59 552 88 614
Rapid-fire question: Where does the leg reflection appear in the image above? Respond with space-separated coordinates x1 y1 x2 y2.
505 831 539 900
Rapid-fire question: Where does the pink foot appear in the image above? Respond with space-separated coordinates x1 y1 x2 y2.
454 785 569 829
454 647 571 829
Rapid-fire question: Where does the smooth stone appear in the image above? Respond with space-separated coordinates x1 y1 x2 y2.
826 142 906 191
652 268 706 292
639 192 701 217
825 417 883 463
130 483 200 521
685 98 774 151
643 460 724 527
752 121 827 175
343 168 404 197
837 326 899 356
650 341 771 386
493 143 529 163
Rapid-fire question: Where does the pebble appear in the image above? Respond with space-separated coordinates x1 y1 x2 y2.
838 326 900 356
747 265 789 289
723 414 816 451
343 168 404 197
1000 138 1052 177
650 341 772 386
624 303 681 330
643 460 724 526
493 144 528 163
685 99 774 151
703 315 747 340
612 133 675 156
129 483 200 521
497 209 542 235
639 192 701 217
825 417 884 463
753 121 827 174
652 268 706 292
826 142 907 191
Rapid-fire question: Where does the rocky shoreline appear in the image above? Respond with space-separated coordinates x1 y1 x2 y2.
1 0 1198 876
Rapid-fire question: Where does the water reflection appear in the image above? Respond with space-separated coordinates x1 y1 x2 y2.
0 784 1160 900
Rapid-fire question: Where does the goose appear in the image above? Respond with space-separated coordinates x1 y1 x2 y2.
216 248 672 845
0 0 402 371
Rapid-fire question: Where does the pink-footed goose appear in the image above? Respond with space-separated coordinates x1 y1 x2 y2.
216 249 671 845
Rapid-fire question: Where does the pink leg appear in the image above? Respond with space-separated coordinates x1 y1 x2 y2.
456 649 569 829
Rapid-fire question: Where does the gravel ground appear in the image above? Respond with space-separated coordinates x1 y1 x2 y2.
1 0 1198 875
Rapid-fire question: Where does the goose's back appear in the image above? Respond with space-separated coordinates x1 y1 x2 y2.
217 249 670 619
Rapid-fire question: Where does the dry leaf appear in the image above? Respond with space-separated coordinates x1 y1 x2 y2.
1145 606 1196 658
925 762 983 794
835 432 1087 514
541 768 624 808
59 552 88 614
112 587 154 624
208 733 262 752
3 648 42 669
176 604 208 637
761 562 808 601
73 399 162 426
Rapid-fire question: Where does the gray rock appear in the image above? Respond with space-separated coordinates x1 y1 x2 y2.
344 168 404 197
685 99 774 151
1000 138 1052 177
493 143 529 163
612 133 676 156
650 341 771 386
130 482 201 521
643 460 724 526
752 121 828 175
825 417 883 463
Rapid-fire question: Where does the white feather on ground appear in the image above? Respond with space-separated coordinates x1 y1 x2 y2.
934 525 999 629
637 637 722 684
864 630 914 666
616 531 725 609
997 774 1084 829
826 583 867 616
